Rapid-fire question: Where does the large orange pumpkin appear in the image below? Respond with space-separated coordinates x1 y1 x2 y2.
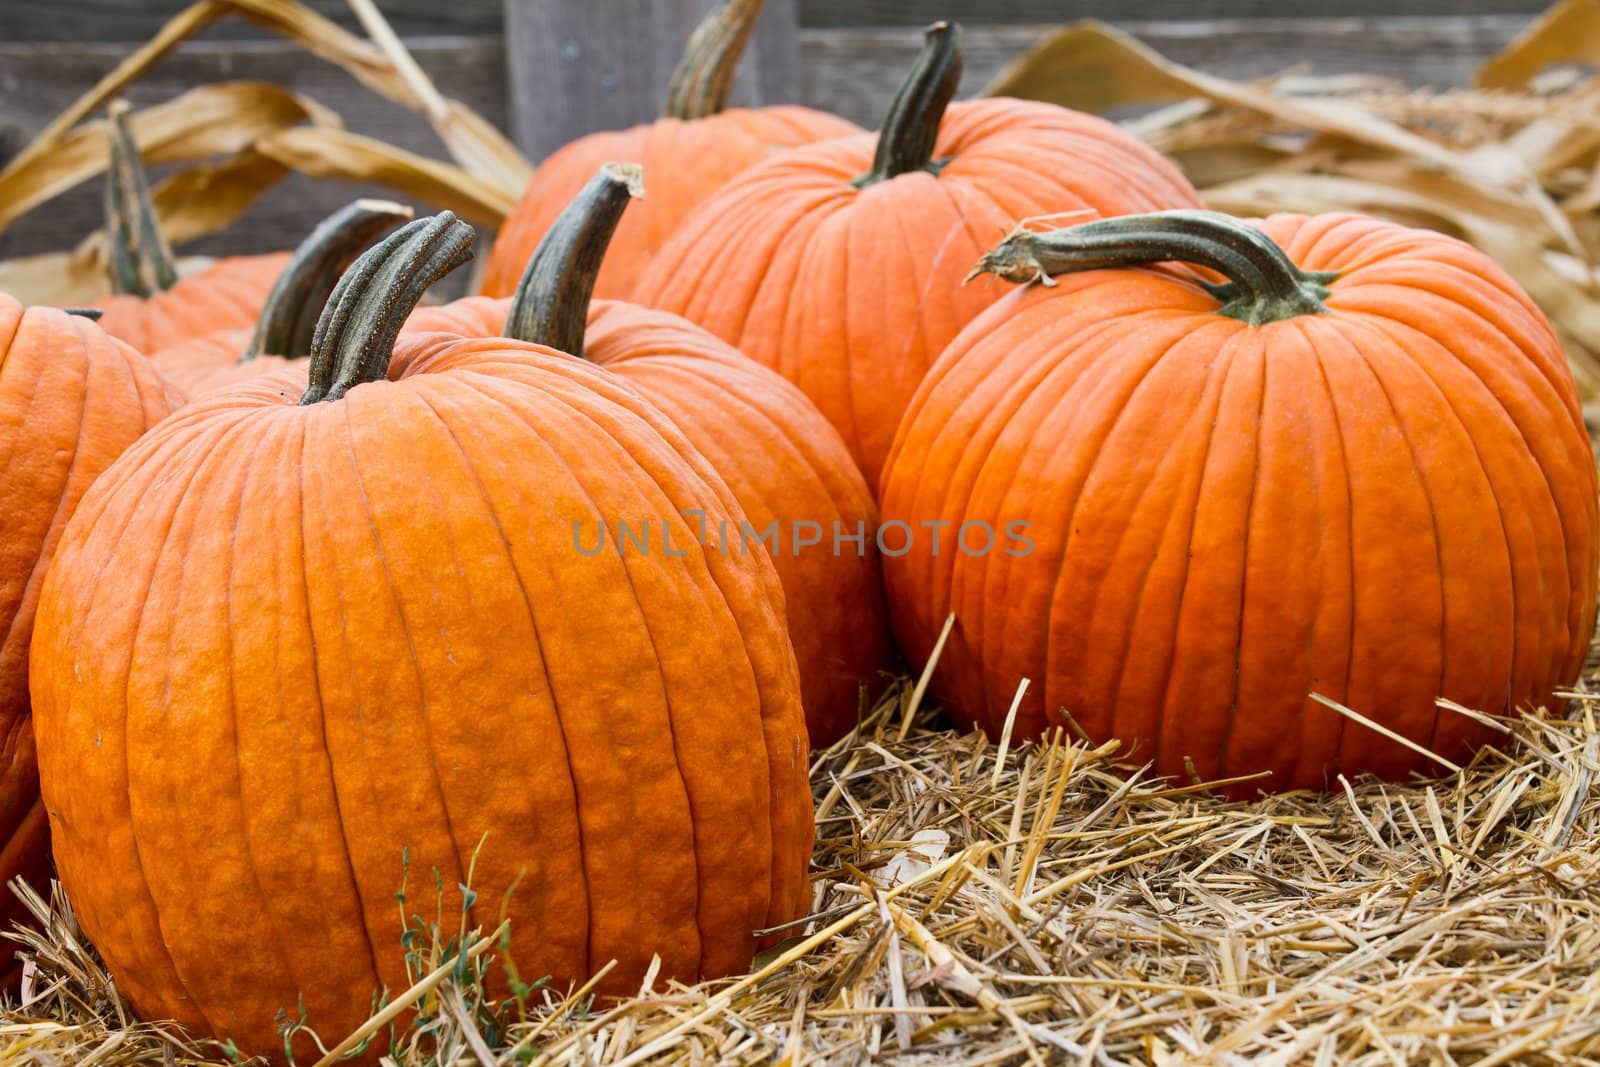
479 0 858 301
86 102 288 352
880 209 1599 790
151 199 412 397
31 213 812 1062
414 165 890 744
632 22 1203 490
0 297 181 973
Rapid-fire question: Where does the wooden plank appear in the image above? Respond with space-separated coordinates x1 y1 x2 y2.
0 0 506 40
799 15 1533 129
0 35 507 280
799 0 1550 27
503 0 803 163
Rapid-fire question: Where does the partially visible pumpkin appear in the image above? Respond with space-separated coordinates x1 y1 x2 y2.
32 211 812 1063
0 296 181 975
85 102 288 352
414 165 890 744
880 209 1599 790
479 0 858 301
151 200 412 397
632 22 1204 490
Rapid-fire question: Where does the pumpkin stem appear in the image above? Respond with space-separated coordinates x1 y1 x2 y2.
504 163 644 360
855 21 963 188
104 100 179 297
243 199 413 363
662 0 765 120
972 210 1333 326
299 212 475 405
64 307 105 321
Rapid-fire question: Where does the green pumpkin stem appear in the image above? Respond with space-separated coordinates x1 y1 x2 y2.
64 307 105 321
243 199 413 363
855 21 963 188
104 100 179 297
662 0 765 120
299 212 475 405
971 210 1333 326
504 163 643 360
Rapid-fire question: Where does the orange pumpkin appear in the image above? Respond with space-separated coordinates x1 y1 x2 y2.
415 165 890 744
880 210 1599 790
86 102 287 352
632 22 1203 490
0 297 181 973
151 199 412 397
31 213 812 1062
479 0 858 301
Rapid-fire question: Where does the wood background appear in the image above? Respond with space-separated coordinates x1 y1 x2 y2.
0 0 1541 261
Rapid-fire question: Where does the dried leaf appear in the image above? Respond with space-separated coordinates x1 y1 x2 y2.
344 0 533 191
1477 0 1600 90
7 0 528 199
0 82 334 233
984 21 1466 174
254 127 516 226
148 150 292 245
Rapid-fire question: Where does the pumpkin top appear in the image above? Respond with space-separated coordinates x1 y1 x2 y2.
244 199 413 363
503 163 644 357
103 100 178 297
300 212 475 405
856 21 963 188
973 209 1334 326
662 0 766 120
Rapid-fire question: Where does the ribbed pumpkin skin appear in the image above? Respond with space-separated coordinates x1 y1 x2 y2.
0 295 180 960
481 107 860 302
408 296 890 744
631 99 1203 490
31 334 812 1062
880 213 1599 790
90 252 290 353
148 328 297 398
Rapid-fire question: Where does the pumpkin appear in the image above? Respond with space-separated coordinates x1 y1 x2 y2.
150 199 412 397
0 297 181 975
413 165 890 744
31 212 812 1062
879 209 1599 790
631 22 1203 490
86 101 288 352
479 0 858 301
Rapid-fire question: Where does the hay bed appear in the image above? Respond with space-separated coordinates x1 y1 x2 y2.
8 651 1600 1066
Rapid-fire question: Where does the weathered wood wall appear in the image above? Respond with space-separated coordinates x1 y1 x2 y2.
0 0 1538 263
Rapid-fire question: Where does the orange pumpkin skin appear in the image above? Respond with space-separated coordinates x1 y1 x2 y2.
90 252 290 353
880 212 1599 791
481 107 860 302
0 295 180 964
631 99 1202 490
410 295 891 744
146 328 291 396
32 243 813 1058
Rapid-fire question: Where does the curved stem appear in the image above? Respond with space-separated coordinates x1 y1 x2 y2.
243 199 413 362
971 210 1332 325
104 100 179 296
662 0 765 120
299 212 475 405
855 21 963 188
504 163 643 360
64 307 104 321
